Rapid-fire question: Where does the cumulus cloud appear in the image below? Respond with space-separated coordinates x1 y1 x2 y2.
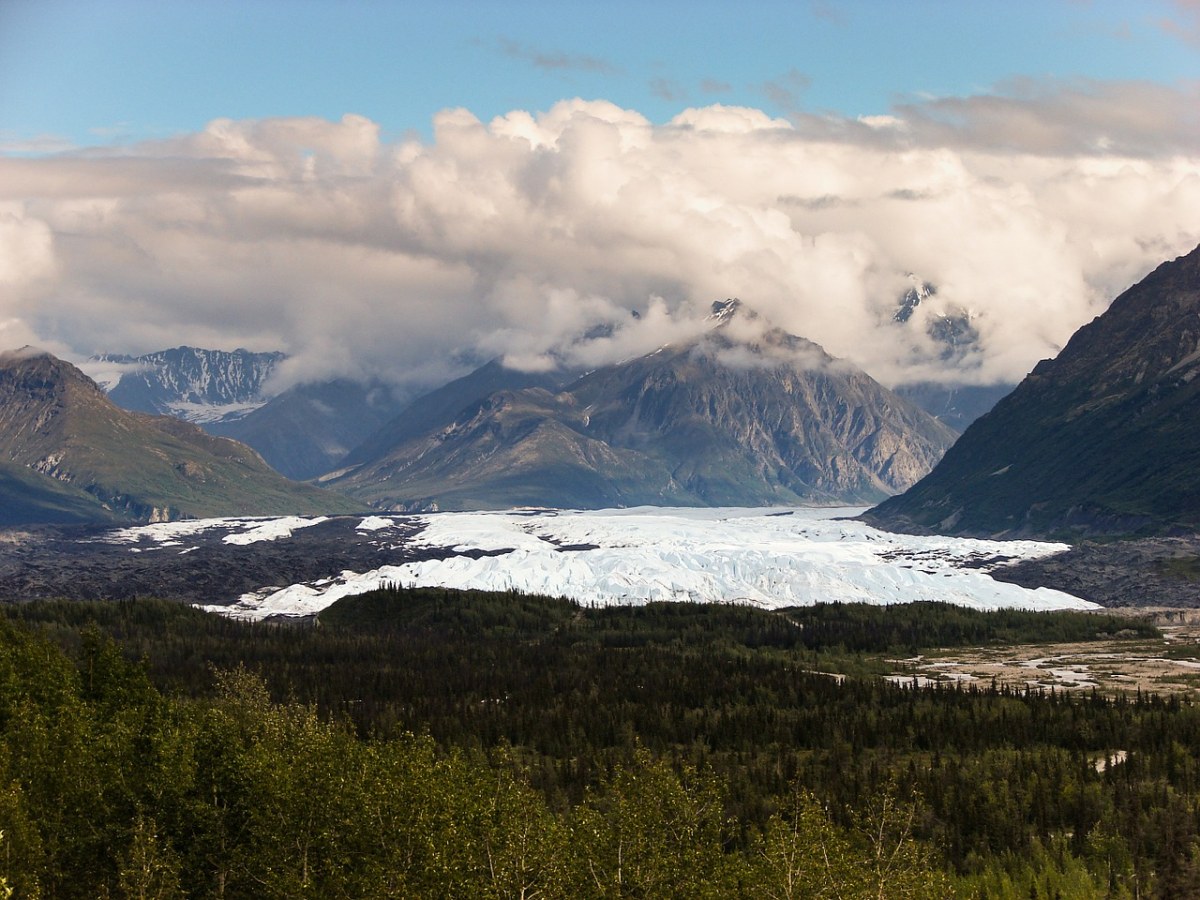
0 86 1198 394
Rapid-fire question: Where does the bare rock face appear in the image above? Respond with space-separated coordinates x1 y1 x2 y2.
325 303 958 511
865 243 1200 539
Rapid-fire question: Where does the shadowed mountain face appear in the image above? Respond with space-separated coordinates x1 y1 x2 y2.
893 382 1014 433
322 302 957 511
0 348 363 524
864 244 1200 539
207 379 409 480
0 459 121 527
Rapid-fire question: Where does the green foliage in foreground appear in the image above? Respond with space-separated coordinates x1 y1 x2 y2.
0 617 950 898
0 592 1188 898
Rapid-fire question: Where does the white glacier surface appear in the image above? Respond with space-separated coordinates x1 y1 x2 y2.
200 507 1095 621
219 516 328 546
104 515 329 548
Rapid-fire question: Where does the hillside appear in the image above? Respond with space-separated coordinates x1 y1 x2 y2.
207 378 408 480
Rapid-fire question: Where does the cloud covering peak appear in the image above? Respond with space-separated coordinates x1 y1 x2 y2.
2 86 1198 392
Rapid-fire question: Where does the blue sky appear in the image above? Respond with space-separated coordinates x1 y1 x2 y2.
1 0 1196 151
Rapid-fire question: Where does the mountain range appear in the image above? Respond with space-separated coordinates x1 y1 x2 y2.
866 243 1200 539
0 348 362 525
88 346 285 424
85 275 1005 486
321 301 958 510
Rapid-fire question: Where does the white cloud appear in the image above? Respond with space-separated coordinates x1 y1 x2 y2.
0 86 1198 395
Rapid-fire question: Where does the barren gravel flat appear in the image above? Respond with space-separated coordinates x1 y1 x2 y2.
889 612 1200 695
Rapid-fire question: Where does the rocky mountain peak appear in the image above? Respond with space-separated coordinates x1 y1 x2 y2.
704 298 767 333
0 346 106 409
893 277 937 324
706 298 747 324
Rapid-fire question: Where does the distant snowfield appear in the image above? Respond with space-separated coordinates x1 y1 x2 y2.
194 507 1095 621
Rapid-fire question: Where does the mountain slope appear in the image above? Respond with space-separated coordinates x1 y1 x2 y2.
0 348 363 523
323 303 957 511
0 459 123 526
864 243 1200 538
893 382 1014 433
339 360 573 470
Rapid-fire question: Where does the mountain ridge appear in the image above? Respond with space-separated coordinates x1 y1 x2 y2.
89 346 285 424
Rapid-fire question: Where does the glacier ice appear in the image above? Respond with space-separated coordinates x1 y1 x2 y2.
199 507 1095 621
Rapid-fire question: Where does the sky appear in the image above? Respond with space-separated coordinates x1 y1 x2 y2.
1 0 1198 393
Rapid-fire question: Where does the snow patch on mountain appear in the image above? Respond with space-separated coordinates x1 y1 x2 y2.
164 400 272 424
198 507 1093 621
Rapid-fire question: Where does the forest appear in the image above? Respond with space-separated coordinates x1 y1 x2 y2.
0 589 1194 898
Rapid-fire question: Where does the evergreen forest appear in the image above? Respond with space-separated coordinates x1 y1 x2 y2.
0 589 1196 898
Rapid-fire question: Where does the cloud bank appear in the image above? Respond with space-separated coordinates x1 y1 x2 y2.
1 81 1198 392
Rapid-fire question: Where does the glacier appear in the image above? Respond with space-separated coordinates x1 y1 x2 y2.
196 507 1096 621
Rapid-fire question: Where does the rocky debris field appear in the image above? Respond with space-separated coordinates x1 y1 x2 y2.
992 535 1200 608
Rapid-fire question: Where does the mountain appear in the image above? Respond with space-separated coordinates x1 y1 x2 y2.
321 301 958 511
208 379 409 480
864 244 1200 539
88 346 285 424
337 359 573 471
0 348 363 524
